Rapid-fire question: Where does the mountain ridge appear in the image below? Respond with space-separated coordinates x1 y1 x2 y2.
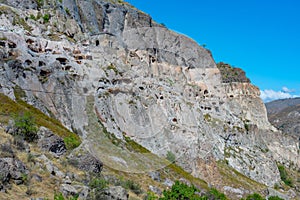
266 97 300 138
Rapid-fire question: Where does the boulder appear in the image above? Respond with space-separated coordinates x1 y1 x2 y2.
69 152 103 173
38 154 65 178
73 185 90 199
267 188 289 200
60 184 78 197
37 127 67 157
149 185 162 195
148 171 161 182
163 178 174 187
0 159 11 184
0 142 14 157
0 157 28 186
5 119 16 135
103 186 128 200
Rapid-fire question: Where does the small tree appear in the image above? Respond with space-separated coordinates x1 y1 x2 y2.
13 112 38 142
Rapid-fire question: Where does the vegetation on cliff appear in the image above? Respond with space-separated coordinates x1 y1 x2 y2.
217 62 250 83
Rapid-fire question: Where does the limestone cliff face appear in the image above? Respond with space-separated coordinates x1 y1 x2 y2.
0 0 299 190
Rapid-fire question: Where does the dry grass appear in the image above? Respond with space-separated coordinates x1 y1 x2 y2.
0 128 85 200
217 160 266 197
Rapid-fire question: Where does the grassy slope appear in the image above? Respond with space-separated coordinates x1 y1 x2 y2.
0 92 80 150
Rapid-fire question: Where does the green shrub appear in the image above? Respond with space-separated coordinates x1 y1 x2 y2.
89 177 108 190
29 14 36 20
88 177 108 200
64 135 80 150
123 180 143 195
160 180 227 200
245 193 264 200
278 165 293 187
54 192 78 200
216 62 250 83
124 134 150 153
65 8 70 16
160 180 199 200
21 173 28 184
268 196 284 200
244 123 249 131
106 63 119 74
36 0 43 8
145 192 158 200
0 93 81 150
208 188 227 200
13 112 38 142
43 14 50 23
54 193 64 200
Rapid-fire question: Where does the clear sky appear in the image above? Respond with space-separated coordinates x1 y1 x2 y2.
125 0 300 102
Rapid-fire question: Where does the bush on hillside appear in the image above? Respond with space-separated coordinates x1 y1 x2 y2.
277 165 293 187
13 112 38 142
160 180 227 200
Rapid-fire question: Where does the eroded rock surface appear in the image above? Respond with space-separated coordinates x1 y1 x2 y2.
0 0 299 194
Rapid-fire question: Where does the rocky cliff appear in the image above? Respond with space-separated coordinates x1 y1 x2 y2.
0 0 299 199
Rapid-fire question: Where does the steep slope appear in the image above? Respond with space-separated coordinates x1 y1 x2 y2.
265 98 300 197
0 0 299 199
0 95 210 200
266 98 300 137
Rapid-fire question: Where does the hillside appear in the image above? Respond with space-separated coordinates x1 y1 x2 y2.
0 0 299 199
266 98 300 137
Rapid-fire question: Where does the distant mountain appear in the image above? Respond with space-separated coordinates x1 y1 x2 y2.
266 98 300 137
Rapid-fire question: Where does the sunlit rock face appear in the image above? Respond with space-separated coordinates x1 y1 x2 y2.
0 0 299 188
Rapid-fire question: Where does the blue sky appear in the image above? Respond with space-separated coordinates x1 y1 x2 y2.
125 0 300 102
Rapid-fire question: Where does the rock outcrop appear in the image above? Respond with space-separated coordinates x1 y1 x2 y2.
103 186 129 200
0 157 28 190
0 0 299 196
68 148 103 173
38 126 67 156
